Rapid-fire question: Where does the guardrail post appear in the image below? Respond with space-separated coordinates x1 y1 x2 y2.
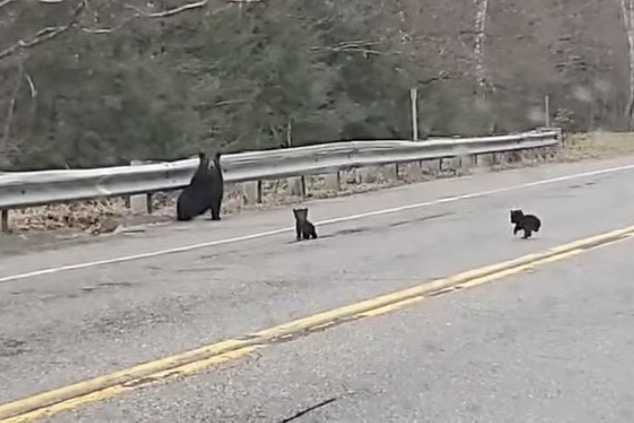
442 157 462 173
287 176 305 197
359 166 377 183
129 160 153 214
146 193 154 214
241 181 261 205
1 209 9 233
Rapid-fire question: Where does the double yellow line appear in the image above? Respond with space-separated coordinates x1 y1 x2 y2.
3 224 634 423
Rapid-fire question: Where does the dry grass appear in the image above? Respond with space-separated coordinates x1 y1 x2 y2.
10 199 134 235
3 165 464 237
6 131 634 238
557 132 634 162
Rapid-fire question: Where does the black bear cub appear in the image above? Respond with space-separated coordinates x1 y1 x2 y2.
293 208 318 241
510 209 541 239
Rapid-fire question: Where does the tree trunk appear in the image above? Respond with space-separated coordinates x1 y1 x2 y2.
620 0 634 129
473 0 490 100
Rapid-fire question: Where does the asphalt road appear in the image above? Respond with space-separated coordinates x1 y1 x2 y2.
2 155 634 422
47 226 634 423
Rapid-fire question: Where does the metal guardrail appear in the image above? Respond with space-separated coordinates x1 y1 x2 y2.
0 129 560 210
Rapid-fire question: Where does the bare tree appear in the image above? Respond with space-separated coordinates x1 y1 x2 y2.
620 0 634 128
0 0 234 61
473 0 493 101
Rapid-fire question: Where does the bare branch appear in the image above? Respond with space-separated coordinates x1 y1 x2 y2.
124 0 262 18
24 71 36 97
329 40 384 48
2 0 239 57
81 0 233 34
0 0 87 60
311 44 404 56
214 99 247 106
418 71 451 86
125 0 211 18
309 39 411 57
80 16 136 34
0 0 17 10
2 63 24 151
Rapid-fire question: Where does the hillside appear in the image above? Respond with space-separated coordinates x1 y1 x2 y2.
365 0 631 132
0 0 631 169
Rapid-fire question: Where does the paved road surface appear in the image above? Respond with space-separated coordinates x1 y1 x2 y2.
48 227 634 423
1 156 634 422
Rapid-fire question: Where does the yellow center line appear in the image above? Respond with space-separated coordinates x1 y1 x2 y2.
2 225 634 423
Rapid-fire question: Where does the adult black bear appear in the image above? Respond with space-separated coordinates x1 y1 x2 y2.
510 209 541 239
208 151 224 221
293 207 317 241
176 152 220 221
